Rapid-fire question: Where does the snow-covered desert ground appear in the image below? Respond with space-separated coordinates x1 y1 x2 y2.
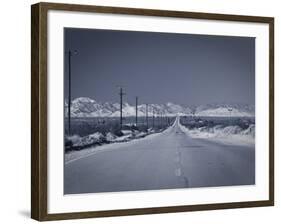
180 122 255 146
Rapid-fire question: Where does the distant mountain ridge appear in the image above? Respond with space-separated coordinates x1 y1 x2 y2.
66 97 255 117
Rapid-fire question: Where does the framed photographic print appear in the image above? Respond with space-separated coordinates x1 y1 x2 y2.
31 2 274 221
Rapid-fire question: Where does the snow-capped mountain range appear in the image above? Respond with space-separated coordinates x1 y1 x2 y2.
66 97 255 117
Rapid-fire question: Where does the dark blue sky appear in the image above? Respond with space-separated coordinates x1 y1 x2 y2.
64 28 255 105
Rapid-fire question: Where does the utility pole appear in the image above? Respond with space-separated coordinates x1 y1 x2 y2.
67 50 71 136
228 107 233 116
119 87 125 129
160 113 162 128
135 96 138 127
146 103 149 130
228 107 233 124
152 107 155 128
67 50 77 136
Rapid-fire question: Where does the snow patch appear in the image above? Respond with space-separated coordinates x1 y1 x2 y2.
179 122 255 146
73 132 105 147
105 132 117 142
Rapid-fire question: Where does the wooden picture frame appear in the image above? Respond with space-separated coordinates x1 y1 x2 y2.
31 2 274 221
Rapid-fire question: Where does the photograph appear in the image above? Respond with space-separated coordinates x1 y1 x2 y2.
63 28 256 195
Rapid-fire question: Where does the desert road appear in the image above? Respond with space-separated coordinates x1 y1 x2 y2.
64 117 255 194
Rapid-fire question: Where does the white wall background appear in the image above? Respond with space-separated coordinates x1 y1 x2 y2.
0 0 279 223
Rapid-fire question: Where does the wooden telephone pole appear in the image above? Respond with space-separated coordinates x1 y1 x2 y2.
146 103 149 130
67 50 77 136
119 87 125 129
152 107 155 128
228 107 233 123
67 51 72 136
135 96 138 127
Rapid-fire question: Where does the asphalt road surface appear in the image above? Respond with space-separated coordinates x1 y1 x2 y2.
64 117 255 194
